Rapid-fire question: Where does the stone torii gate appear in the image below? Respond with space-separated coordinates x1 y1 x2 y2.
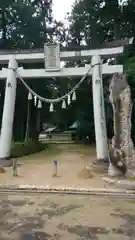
0 42 127 165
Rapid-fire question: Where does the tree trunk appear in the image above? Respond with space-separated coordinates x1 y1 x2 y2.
25 100 32 142
1 9 7 48
36 108 41 140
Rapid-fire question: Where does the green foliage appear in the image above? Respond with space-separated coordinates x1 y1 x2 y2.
11 140 46 158
124 56 135 79
0 0 54 49
76 120 95 142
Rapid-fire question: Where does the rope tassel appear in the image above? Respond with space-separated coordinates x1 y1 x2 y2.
49 103 54 112
62 99 66 109
72 91 76 101
67 95 71 105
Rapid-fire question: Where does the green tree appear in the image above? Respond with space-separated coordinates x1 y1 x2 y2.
1 0 135 143
0 0 53 49
68 0 104 48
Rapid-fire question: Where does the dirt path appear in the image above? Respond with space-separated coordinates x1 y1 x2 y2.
0 193 135 239
0 145 108 189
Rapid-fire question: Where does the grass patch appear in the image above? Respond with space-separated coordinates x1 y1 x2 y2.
18 144 63 162
11 140 46 158
127 177 135 181
42 144 63 156
54 144 96 156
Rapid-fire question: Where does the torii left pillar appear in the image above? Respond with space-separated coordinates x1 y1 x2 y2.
0 58 17 165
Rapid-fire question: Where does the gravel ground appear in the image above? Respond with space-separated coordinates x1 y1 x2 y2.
0 193 135 240
0 150 106 189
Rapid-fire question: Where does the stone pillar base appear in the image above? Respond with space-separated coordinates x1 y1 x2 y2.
125 169 135 178
108 164 122 177
92 158 109 166
91 158 109 173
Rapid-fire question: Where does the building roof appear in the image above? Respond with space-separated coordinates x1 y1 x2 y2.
69 120 80 129
45 127 57 133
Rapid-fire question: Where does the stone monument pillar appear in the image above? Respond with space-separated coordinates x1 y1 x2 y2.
109 73 135 177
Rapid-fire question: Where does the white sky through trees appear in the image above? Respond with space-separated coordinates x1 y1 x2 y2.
52 0 75 22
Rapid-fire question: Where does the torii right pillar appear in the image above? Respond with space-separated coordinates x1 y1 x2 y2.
92 55 108 162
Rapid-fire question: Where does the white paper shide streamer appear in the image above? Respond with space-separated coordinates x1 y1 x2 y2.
34 95 37 106
62 99 66 109
72 91 76 101
49 103 54 112
37 99 42 109
67 95 71 105
28 92 32 100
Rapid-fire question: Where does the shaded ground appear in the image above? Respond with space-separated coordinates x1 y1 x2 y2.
0 193 135 239
0 144 109 189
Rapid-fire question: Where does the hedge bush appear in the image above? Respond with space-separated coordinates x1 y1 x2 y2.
11 140 46 158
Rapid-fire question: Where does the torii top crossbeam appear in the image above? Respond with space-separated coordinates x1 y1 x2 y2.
0 46 124 63
0 38 133 79
0 36 133 64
